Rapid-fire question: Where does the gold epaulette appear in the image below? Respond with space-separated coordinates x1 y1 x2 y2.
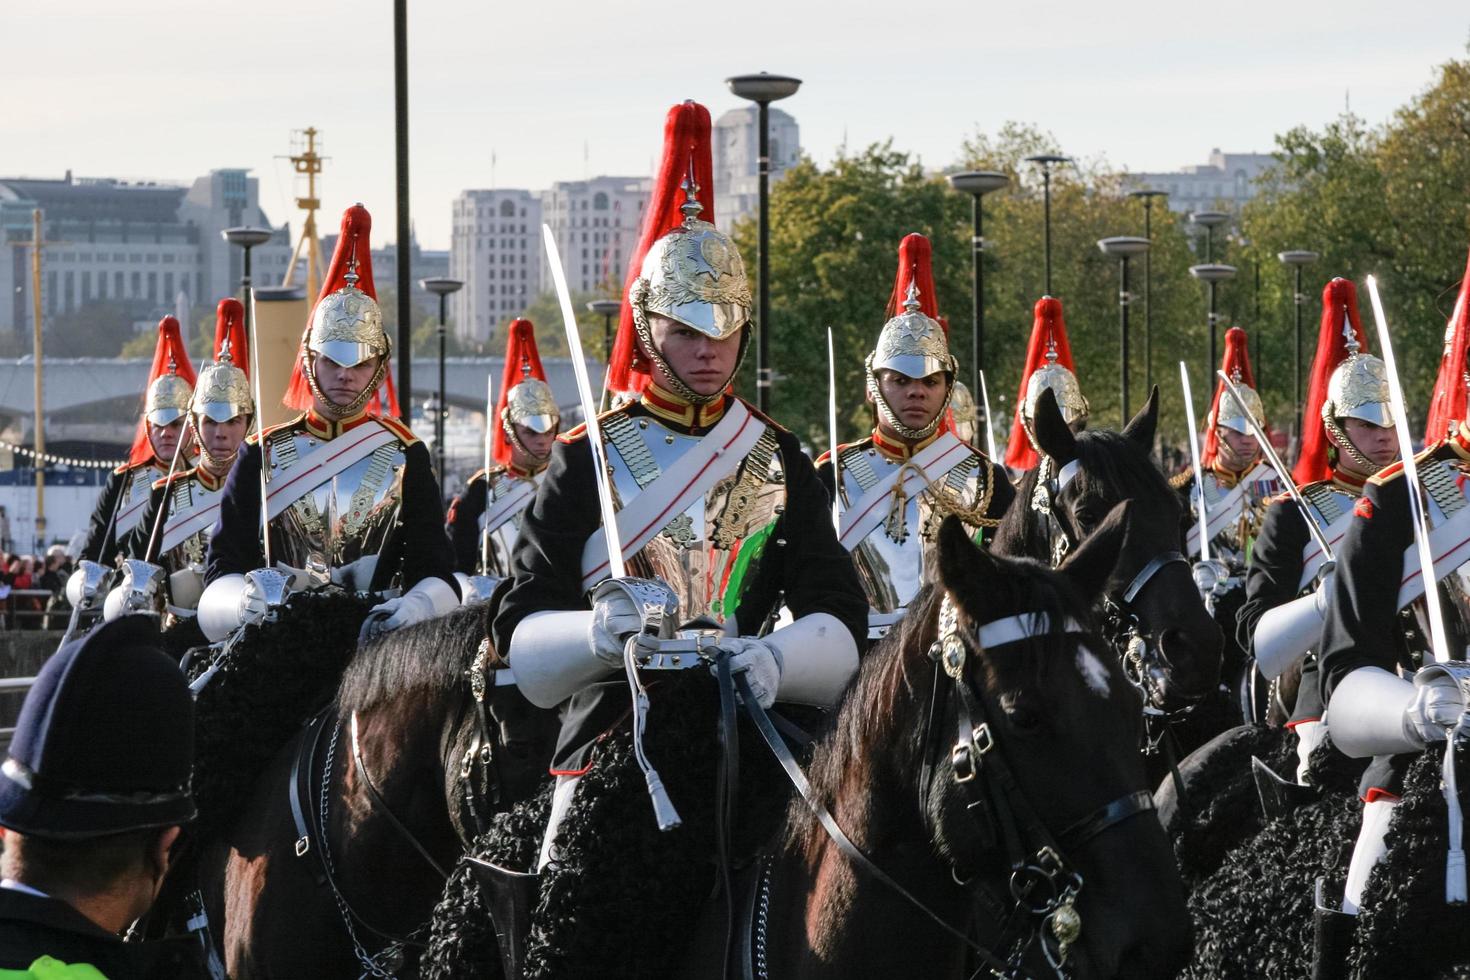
376 414 421 447
1169 470 1194 490
247 412 308 447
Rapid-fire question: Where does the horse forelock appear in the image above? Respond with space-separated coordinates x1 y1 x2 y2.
335 604 486 718
994 429 1177 559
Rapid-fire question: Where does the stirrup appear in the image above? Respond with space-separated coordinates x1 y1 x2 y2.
468 857 538 980
1252 755 1319 821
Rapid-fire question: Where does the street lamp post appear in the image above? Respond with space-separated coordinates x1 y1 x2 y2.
1190 210 1230 262
726 72 802 414
1189 263 1237 386
1279 250 1320 445
420 277 464 481
1098 237 1151 423
946 170 1009 394
1129 189 1168 392
587 298 623 411
221 226 274 360
1024 154 1071 296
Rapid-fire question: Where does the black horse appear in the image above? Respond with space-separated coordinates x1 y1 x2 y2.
185 601 556 977
994 387 1223 739
425 511 1193 979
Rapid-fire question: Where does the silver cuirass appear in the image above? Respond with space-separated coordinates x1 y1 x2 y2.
157 474 224 574
113 465 160 543
835 442 993 614
601 411 786 626
263 424 408 577
1417 455 1470 648
1192 466 1282 569
479 468 539 578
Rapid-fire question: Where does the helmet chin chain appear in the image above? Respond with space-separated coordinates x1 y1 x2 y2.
629 280 748 407
187 415 246 474
865 353 953 442
304 352 387 420
1323 414 1378 471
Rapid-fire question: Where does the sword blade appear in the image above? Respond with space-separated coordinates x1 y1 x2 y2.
247 285 271 569
978 369 999 462
1215 370 1334 562
1179 361 1211 562
827 328 840 532
1365 274 1450 663
482 373 493 574
542 225 627 580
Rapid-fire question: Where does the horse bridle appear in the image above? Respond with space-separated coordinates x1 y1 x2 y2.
1030 454 1189 710
922 595 1156 978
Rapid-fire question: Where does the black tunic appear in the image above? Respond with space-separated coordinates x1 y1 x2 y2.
1238 492 1321 722
445 472 489 576
80 464 157 566
494 396 869 771
0 888 206 979
204 424 456 596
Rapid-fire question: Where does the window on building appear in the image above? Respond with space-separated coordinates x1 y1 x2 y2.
147 272 157 301
47 271 57 314
162 254 175 264
500 200 515 218
98 273 108 300
82 271 92 301
164 273 174 299
594 192 609 210
131 271 141 296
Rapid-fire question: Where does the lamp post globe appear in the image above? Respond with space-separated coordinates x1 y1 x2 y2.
1190 262 1237 391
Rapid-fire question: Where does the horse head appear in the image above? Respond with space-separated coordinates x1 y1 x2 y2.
931 517 1191 978
998 386 1223 709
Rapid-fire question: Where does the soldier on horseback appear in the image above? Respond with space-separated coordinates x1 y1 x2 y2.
113 300 255 624
74 318 197 572
446 319 560 580
1240 278 1396 783
815 233 1012 640
1313 270 1470 977
199 204 459 643
1004 296 1089 477
489 101 865 968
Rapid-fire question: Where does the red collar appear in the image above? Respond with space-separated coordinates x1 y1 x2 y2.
506 460 544 480
192 465 227 492
641 383 729 430
871 427 939 461
303 407 374 440
1327 466 1367 493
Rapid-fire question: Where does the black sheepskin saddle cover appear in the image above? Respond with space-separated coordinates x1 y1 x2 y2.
186 589 374 838
423 674 812 980
1184 738 1470 979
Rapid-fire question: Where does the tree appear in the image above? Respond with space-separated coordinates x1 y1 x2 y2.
1236 55 1470 432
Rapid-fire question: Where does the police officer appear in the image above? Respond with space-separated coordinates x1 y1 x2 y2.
0 616 204 979
118 300 254 622
199 204 458 642
446 319 560 579
816 233 1011 639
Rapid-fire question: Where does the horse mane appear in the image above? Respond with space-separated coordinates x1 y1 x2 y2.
335 603 485 716
992 428 1178 556
786 555 1089 860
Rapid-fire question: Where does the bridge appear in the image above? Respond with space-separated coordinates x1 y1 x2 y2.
0 356 604 419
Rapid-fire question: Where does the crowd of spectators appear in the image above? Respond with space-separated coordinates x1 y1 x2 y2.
0 544 73 629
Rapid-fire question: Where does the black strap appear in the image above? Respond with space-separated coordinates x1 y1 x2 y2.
349 711 450 881
288 708 333 887
715 654 739 980
733 672 1018 976
1058 790 1154 849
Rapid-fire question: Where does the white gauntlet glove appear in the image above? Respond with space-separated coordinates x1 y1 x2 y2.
359 577 459 643
588 589 643 666
717 636 783 709
1405 672 1465 746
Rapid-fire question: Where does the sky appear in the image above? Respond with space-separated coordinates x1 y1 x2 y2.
5 1 1467 251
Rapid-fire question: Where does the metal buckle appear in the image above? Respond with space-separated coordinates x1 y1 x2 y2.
971 722 994 756
295 835 310 857
952 743 976 783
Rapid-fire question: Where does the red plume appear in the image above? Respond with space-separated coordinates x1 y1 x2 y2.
283 205 400 418
1425 245 1470 444
607 102 716 399
126 316 198 467
213 297 248 376
1004 297 1077 470
886 233 945 330
1294 279 1371 484
492 319 548 465
1202 327 1265 470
